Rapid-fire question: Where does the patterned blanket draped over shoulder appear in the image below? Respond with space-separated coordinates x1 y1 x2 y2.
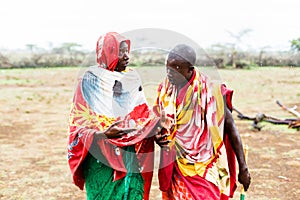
153 69 237 199
68 66 156 195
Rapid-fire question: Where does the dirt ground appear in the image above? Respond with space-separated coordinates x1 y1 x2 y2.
0 66 299 200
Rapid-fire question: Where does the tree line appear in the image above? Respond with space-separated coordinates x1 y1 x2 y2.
0 37 300 69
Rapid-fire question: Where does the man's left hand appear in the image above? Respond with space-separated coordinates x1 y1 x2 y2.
238 167 251 191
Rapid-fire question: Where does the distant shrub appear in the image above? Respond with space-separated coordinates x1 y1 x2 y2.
236 60 250 68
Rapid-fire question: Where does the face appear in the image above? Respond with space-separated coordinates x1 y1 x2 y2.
166 57 193 86
115 41 129 72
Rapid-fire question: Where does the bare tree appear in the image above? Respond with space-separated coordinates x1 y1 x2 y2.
226 29 252 68
26 44 37 54
258 46 271 66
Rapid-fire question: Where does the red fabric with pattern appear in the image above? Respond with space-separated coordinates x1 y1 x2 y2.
221 83 237 198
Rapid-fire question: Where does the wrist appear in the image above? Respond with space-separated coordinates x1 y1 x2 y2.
239 165 248 172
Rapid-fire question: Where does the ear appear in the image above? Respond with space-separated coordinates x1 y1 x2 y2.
189 66 194 72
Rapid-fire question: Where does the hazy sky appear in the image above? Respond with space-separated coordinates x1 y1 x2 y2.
1 0 299 51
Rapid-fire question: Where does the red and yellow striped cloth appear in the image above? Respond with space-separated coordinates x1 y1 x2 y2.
153 69 237 199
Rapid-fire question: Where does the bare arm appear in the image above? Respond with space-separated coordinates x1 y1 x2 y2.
224 98 251 191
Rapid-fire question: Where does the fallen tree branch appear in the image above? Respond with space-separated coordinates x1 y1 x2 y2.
232 107 255 121
288 119 300 129
232 107 299 131
276 100 300 118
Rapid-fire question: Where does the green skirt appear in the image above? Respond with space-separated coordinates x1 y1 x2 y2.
83 146 144 200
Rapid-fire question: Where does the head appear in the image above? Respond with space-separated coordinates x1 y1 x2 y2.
96 32 130 72
166 44 196 86
115 41 130 72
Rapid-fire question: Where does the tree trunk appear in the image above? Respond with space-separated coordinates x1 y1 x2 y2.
232 50 236 68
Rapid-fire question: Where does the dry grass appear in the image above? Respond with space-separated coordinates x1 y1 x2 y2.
0 66 299 199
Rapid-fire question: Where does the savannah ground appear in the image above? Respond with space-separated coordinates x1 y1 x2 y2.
0 66 299 200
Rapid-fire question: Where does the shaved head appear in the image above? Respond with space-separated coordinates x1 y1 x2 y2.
168 44 196 66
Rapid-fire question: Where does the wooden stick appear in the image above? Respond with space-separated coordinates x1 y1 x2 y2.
240 144 249 200
276 100 300 118
233 107 256 120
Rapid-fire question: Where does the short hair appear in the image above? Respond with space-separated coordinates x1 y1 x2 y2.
168 44 196 66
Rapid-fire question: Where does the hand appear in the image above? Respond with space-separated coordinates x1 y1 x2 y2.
94 120 137 140
154 127 171 148
238 167 251 191
160 110 174 130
